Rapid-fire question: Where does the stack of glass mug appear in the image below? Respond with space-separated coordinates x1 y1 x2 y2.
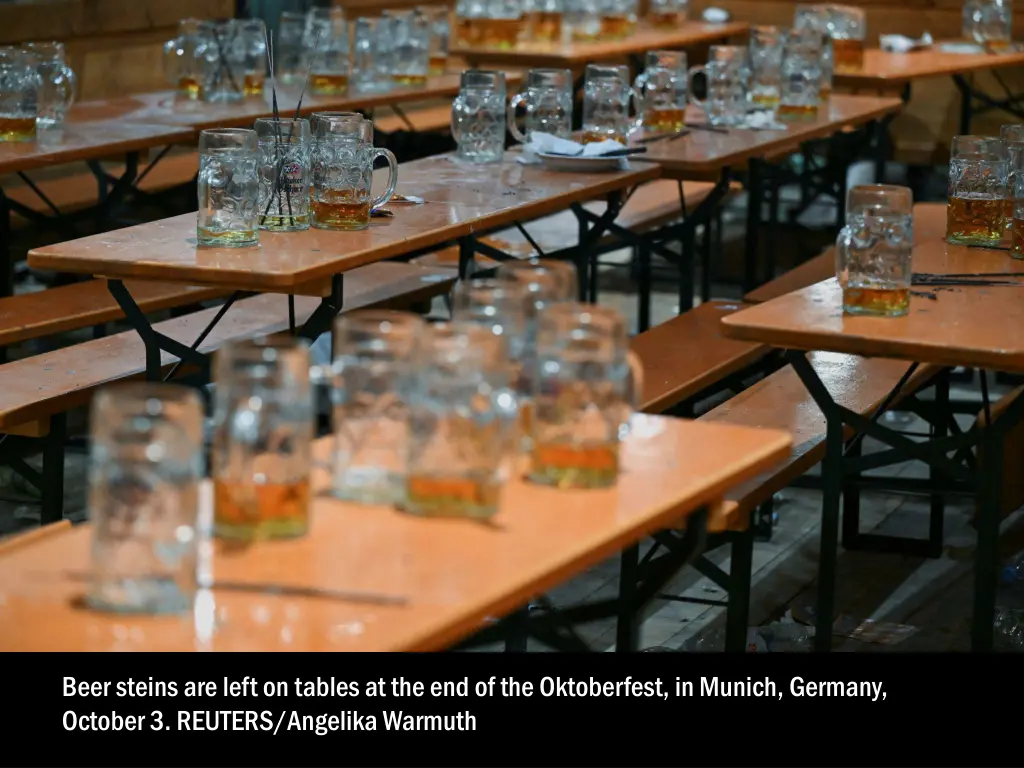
452 0 647 48
0 41 77 142
946 125 1024 258
82 259 644 616
196 113 398 246
163 8 448 103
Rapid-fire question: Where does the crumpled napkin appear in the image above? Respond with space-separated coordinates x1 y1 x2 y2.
518 132 626 164
880 32 933 53
733 109 786 131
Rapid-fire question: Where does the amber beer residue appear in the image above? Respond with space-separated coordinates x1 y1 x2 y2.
751 93 780 108
581 129 627 145
1012 217 1024 259
310 72 349 95
531 441 619 488
405 473 500 518
598 15 635 39
648 11 685 28
777 103 818 120
0 116 36 142
819 86 832 101
478 17 522 48
243 73 265 97
177 76 204 100
392 73 428 87
213 477 311 540
644 107 685 133
842 286 910 317
312 192 371 230
946 195 1005 245
429 54 447 74
832 38 865 73
525 11 563 43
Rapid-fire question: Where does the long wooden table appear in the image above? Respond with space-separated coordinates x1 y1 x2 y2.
0 418 790 651
456 21 748 69
27 154 660 378
720 239 1024 652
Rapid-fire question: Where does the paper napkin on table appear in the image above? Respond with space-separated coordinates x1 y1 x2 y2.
880 32 933 53
735 110 786 131
518 132 626 164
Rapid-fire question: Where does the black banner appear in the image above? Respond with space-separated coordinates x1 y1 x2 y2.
22 653 1015 766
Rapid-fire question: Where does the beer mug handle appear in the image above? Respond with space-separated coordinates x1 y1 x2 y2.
687 65 706 108
309 362 336 475
626 86 643 136
60 63 78 111
507 91 529 144
450 96 465 144
370 147 399 209
835 225 853 288
626 350 645 413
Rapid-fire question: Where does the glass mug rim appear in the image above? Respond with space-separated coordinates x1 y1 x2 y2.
537 301 628 338
199 127 257 151
845 184 913 213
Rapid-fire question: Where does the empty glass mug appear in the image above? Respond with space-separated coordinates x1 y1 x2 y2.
523 0 564 44
197 128 259 247
836 185 914 317
311 116 398 230
234 19 268 97
947 135 1008 246
648 0 689 27
199 20 246 103
600 0 638 39
749 26 784 109
307 7 349 94
1001 124 1024 242
276 11 309 84
778 29 823 120
255 117 311 232
332 311 425 504
827 5 866 73
419 5 451 73
568 0 602 41
23 42 75 129
385 9 431 86
582 64 641 144
451 69 507 163
0 47 40 142
529 303 642 489
634 50 688 133
211 337 313 541
405 321 512 519
963 0 1013 50
163 18 208 100
688 59 747 127
87 384 204 614
352 17 393 92
507 67 574 143
793 5 834 99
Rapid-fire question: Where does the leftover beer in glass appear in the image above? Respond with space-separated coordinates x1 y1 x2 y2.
687 59 747 127
451 69 507 163
197 128 259 247
255 117 311 232
23 42 75 129
212 337 313 541
332 310 425 504
947 135 1008 246
311 116 398 230
529 303 641 489
963 0 1013 51
276 11 309 84
1009 138 1024 257
793 6 833 99
634 50 688 133
474 0 525 48
837 184 914 317
999 124 1024 229
87 384 204 614
582 64 641 144
828 5 866 73
235 19 268 97
600 0 638 39
523 0 564 44
749 26 784 108
405 322 512 519
778 29 822 121
419 5 451 73
648 0 689 28
507 67 574 142
163 19 207 100
0 47 40 141
568 0 602 41
307 7 350 95
386 9 431 86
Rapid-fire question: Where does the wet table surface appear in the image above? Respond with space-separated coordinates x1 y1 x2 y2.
833 46 1024 89
0 416 790 651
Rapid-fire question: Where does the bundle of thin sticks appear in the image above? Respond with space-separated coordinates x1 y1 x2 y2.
913 271 1024 287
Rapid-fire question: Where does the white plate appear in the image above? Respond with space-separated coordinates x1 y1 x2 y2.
537 152 624 172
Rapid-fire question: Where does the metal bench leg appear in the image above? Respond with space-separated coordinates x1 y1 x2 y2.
40 413 66 524
503 607 530 652
724 524 754 652
616 543 640 652
841 434 862 551
929 373 949 553
637 241 652 332
743 158 763 294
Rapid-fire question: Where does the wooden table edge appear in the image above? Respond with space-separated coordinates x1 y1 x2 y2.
400 427 793 652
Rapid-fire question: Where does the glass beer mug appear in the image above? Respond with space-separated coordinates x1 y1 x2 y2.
599 0 638 40
648 0 688 28
276 11 309 84
963 0 1013 50
385 9 431 86
164 18 209 100
481 0 526 48
23 42 75 129
419 5 451 73
1001 123 1024 238
568 0 602 41
582 64 641 144
947 135 1008 246
0 47 40 141
749 26 784 109
634 50 688 133
827 5 866 73
507 67 574 142
523 0 564 44
352 17 393 93
836 185 914 317
778 29 823 120
199 20 247 103
794 5 834 99
451 70 507 163
687 58 747 127
235 19 268 97
307 7 350 95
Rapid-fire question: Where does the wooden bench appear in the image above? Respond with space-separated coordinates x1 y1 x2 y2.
0 261 457 524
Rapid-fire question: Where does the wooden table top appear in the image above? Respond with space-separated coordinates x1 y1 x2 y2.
721 239 1024 373
834 46 1024 89
456 21 748 68
0 121 195 176
0 416 790 652
27 153 660 290
67 71 522 135
641 94 903 175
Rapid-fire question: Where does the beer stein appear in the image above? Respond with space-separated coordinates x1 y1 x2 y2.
163 18 209 100
307 7 349 95
947 135 1008 246
523 0 564 44
507 67 574 142
687 59 747 127
385 9 431 86
311 116 398 231
648 0 688 27
255 117 311 232
1009 139 1024 257
419 5 451 73
451 69 507 163
582 64 641 144
748 26 784 109
778 29 822 121
634 50 688 133
234 19 267 97
199 20 247 103
197 128 259 247
276 11 309 84
0 48 40 142
794 5 834 98
599 0 638 39
23 42 75 129
352 17 392 93
827 5 866 72
480 0 526 48
568 0 602 41
963 0 1013 50
453 0 486 47
1000 124 1024 234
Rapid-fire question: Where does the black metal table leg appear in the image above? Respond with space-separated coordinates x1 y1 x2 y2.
298 274 345 341
744 159 763 293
